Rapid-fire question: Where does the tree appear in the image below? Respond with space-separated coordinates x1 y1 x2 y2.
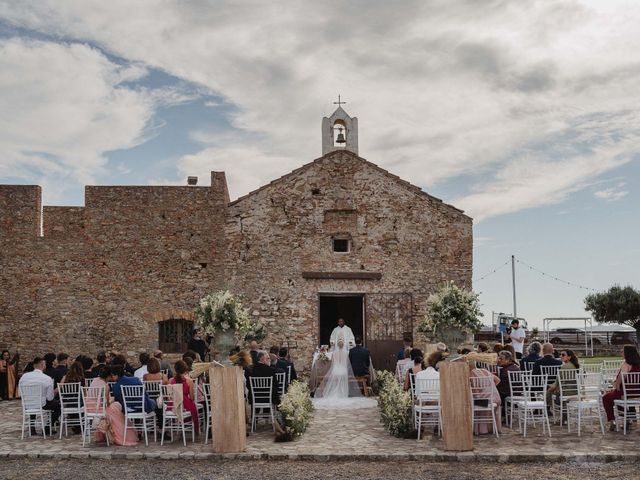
585 285 640 338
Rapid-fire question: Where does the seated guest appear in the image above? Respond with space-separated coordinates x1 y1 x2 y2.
495 350 520 417
18 357 60 434
469 360 501 434
90 352 108 378
458 347 472 355
60 360 85 385
143 357 169 385
248 340 260 366
404 349 424 391
111 353 135 376
92 366 138 446
546 349 579 411
170 360 199 435
111 365 156 414
503 344 518 364
396 337 413 361
396 347 413 382
43 353 57 381
415 352 442 387
520 342 542 370
602 345 640 430
275 348 298 384
532 342 563 377
134 352 150 380
182 350 198 363
349 336 371 379
245 350 280 406
53 352 70 386
476 343 489 353
269 346 280 367
154 350 173 378
493 343 504 354
81 356 95 379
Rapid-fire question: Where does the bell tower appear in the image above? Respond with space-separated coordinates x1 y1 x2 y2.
322 96 358 156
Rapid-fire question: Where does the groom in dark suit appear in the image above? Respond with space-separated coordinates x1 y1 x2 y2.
349 336 370 378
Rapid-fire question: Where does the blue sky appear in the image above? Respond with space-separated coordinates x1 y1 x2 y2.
1 1 639 328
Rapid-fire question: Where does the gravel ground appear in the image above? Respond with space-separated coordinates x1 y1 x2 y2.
0 459 638 480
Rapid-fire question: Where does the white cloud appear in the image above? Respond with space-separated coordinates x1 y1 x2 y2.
0 38 163 203
594 182 629 201
1 1 640 213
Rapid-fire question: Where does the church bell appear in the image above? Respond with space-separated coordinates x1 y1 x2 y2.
335 127 346 144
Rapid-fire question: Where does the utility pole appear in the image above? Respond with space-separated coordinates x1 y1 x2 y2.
511 255 517 321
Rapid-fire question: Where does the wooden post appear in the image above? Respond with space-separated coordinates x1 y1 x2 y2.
210 366 246 453
439 361 473 451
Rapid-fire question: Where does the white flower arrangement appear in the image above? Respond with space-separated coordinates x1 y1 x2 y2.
244 321 267 343
418 281 483 340
377 370 414 438
276 381 313 441
194 290 253 338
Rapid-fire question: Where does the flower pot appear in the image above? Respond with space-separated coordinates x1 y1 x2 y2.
214 328 237 366
436 326 466 350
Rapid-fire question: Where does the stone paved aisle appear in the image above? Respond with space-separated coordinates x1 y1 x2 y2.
0 399 639 461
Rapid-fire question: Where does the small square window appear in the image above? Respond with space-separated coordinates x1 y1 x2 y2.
333 238 350 253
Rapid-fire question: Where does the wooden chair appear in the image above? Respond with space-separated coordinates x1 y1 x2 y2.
355 376 372 397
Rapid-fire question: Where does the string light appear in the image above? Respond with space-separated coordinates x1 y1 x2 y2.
515 257 597 291
473 259 510 283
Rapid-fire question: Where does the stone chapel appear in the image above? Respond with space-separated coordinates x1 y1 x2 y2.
0 105 472 372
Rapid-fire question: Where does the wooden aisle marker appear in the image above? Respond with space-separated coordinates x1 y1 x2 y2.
210 366 246 452
439 361 473 451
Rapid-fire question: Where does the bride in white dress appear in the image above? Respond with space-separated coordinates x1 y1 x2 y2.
313 336 376 409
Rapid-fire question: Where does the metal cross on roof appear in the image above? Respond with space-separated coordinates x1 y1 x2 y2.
333 95 346 106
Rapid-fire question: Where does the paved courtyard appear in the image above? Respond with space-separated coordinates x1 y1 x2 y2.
0 399 639 462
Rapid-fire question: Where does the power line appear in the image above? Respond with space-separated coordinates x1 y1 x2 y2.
515 257 597 292
473 259 510 283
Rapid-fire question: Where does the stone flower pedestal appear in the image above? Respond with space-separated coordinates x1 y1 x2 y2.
439 361 473 451
210 366 246 453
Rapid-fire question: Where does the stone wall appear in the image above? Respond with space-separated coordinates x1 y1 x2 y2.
0 151 472 372
225 150 472 372
0 173 229 362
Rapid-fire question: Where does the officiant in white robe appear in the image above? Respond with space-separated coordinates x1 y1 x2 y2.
330 318 355 349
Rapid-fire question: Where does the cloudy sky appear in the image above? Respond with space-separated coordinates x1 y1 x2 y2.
1 0 638 328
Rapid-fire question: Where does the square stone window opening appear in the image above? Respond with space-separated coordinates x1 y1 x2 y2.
332 237 350 253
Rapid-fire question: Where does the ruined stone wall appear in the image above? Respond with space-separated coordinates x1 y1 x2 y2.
0 173 228 362
225 151 472 371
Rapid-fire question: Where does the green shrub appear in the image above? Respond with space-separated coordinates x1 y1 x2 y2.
377 370 414 438
276 381 313 441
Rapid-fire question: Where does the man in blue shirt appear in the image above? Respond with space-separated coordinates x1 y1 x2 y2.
110 365 156 413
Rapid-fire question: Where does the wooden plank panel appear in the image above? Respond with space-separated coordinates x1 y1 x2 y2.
210 366 246 453
439 361 473 451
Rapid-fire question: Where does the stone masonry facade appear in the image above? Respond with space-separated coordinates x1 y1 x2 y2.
1 150 472 372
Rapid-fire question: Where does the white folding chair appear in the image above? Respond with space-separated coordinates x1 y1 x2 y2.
602 367 619 389
159 384 194 446
486 364 501 376
613 372 640 435
58 382 84 438
541 365 561 386
203 383 213 444
84 378 93 387
192 376 205 432
515 374 551 437
506 370 526 428
121 384 157 445
414 378 441 440
603 359 623 371
552 369 579 426
567 372 605 436
19 384 52 439
469 376 499 438
81 385 108 447
581 363 603 374
249 376 275 432
275 372 286 398
286 365 293 386
143 380 162 402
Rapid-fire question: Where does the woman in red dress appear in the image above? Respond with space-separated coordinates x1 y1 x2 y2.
602 345 640 430
170 360 199 435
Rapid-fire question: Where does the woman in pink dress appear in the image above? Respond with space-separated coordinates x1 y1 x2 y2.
90 366 138 446
170 360 199 435
469 361 502 435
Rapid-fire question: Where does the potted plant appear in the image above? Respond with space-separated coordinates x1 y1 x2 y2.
418 282 484 350
195 290 256 364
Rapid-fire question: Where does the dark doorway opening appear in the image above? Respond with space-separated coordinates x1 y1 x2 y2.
319 295 364 347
